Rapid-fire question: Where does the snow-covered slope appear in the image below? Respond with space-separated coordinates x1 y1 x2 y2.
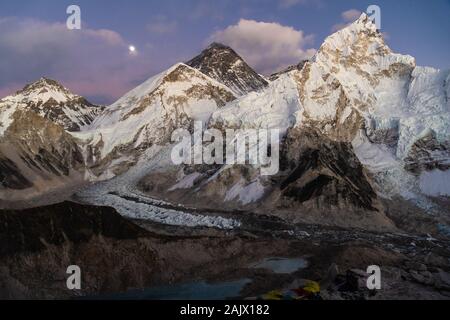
210 71 301 135
75 63 236 176
0 78 103 134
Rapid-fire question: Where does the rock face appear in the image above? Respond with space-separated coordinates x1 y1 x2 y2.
0 109 85 201
0 201 149 257
0 79 100 201
279 128 379 212
268 60 308 81
404 129 450 174
138 126 393 231
187 42 268 96
0 201 158 299
0 157 32 190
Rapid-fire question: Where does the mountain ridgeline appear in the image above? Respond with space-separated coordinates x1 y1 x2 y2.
0 14 449 233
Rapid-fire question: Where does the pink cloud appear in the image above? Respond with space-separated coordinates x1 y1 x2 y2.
209 19 316 74
0 17 157 104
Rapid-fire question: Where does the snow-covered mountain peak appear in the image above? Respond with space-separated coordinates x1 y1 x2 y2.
97 63 190 116
14 77 78 104
293 13 416 132
93 62 235 127
187 43 268 96
82 62 236 166
0 78 103 133
0 13 448 224
318 13 415 75
317 13 378 53
287 14 450 201
207 14 449 206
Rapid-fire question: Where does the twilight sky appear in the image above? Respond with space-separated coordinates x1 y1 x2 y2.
0 0 449 104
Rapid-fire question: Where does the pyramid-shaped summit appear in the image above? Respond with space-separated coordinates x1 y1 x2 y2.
187 42 268 96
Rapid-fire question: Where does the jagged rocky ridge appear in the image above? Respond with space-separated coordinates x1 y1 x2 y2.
268 60 308 81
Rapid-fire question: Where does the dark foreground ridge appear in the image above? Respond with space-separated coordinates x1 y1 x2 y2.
1 201 450 300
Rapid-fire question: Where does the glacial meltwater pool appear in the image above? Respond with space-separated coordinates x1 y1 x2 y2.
250 257 308 274
92 278 252 300
86 257 307 300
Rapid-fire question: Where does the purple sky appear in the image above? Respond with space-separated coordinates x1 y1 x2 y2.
0 0 449 104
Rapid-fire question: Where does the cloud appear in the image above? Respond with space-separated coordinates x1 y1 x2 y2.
209 19 316 75
147 15 178 35
331 9 362 32
0 17 158 104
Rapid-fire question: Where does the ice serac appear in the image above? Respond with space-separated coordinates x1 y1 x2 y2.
0 78 103 134
80 63 236 177
187 42 268 96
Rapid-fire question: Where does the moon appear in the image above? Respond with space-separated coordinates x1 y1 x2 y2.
128 45 136 53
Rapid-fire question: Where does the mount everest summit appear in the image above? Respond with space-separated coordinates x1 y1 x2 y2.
0 14 449 234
